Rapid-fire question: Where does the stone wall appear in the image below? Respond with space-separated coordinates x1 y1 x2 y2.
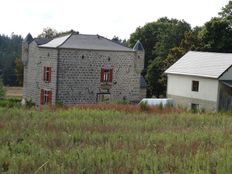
23 42 58 105
56 49 144 104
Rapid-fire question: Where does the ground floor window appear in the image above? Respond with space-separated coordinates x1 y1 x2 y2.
40 89 52 105
191 103 199 112
96 93 110 102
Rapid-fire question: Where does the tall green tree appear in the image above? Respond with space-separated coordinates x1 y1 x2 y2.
128 17 191 96
15 58 24 86
219 0 232 19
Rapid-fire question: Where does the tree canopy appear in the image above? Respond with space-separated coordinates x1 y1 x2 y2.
128 1 232 97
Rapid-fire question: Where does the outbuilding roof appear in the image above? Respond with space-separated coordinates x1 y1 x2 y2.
39 33 134 52
165 51 232 79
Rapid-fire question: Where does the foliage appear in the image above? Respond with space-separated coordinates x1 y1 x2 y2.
111 36 127 46
0 98 20 108
1 107 232 173
0 78 5 98
200 17 232 52
219 0 232 20
128 17 191 69
37 27 58 39
37 28 77 39
15 58 23 86
0 34 22 86
128 17 191 96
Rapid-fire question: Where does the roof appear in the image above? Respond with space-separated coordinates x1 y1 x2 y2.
222 80 232 88
34 38 51 45
133 40 144 51
24 33 33 43
39 33 134 52
165 51 232 79
39 34 71 48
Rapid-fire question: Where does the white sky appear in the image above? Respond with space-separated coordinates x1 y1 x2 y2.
0 0 230 39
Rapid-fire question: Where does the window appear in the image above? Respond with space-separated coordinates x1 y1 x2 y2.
40 89 52 105
191 103 199 112
192 81 199 92
97 93 111 102
100 68 113 82
43 67 51 82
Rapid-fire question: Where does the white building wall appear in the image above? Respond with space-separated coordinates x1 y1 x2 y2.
167 74 219 102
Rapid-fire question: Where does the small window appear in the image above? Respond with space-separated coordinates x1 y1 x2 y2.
191 103 199 112
192 81 199 92
43 67 51 82
100 68 113 82
40 89 52 105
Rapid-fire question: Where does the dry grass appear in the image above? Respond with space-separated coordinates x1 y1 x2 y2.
76 103 183 114
5 87 23 98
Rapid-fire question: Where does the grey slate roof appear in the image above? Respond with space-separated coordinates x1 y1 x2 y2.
24 33 33 43
165 51 232 79
40 33 134 52
222 80 232 87
39 34 71 48
133 40 144 51
34 38 51 45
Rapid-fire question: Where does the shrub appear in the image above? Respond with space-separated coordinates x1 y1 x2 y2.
0 78 5 99
0 98 21 108
25 99 35 108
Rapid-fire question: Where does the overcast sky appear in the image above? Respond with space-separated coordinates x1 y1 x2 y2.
0 0 230 39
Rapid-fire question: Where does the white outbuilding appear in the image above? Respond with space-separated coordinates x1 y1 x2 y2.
165 51 232 112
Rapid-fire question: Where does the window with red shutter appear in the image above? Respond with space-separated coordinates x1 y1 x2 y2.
40 89 44 105
101 68 112 83
48 67 51 82
48 91 52 104
109 69 113 82
43 67 52 82
100 68 104 82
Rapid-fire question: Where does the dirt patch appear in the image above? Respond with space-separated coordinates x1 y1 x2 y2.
5 87 23 98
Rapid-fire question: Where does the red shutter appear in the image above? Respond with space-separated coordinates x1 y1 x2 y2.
48 67 52 82
109 68 113 82
43 67 46 81
100 68 104 82
48 91 52 104
40 89 44 105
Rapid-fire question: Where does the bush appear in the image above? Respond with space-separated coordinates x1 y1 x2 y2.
0 99 21 108
25 99 35 108
0 78 5 99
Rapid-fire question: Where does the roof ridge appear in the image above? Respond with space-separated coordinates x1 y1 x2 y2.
189 51 232 55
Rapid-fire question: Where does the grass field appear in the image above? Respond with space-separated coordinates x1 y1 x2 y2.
1 106 232 173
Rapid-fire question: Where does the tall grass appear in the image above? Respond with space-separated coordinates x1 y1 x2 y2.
0 107 232 173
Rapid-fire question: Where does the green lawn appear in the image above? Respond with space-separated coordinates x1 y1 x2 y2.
1 107 232 173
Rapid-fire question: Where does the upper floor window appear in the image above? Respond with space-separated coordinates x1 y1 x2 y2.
43 67 51 82
40 89 52 105
100 68 113 82
192 80 199 92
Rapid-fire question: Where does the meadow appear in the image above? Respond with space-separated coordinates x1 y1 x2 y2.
1 105 232 174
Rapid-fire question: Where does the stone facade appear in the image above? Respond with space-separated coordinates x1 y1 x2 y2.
22 41 58 105
22 34 145 105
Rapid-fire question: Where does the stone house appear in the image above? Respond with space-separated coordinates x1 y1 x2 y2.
165 51 232 112
22 32 145 105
